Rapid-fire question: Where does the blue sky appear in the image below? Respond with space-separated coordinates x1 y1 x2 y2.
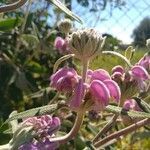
72 0 150 44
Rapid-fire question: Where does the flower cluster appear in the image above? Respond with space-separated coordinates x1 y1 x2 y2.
18 115 60 150
50 67 121 111
111 64 149 100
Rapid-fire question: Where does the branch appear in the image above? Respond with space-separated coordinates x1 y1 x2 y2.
0 0 28 13
94 118 150 148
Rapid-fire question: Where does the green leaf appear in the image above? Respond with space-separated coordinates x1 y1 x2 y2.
3 104 58 125
26 61 46 73
133 97 150 113
49 0 82 23
106 105 150 118
74 136 86 149
0 18 22 31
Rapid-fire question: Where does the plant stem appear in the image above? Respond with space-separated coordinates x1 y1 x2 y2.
82 60 89 82
50 109 85 144
94 118 150 148
92 114 119 144
0 0 28 13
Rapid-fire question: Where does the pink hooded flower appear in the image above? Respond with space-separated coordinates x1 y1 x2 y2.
137 52 150 72
88 69 121 110
50 67 78 92
123 99 142 111
90 69 111 81
130 65 149 80
70 79 85 108
90 80 110 110
122 99 142 125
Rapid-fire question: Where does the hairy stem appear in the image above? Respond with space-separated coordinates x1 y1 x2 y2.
94 118 150 148
50 109 85 144
0 0 28 13
82 60 89 82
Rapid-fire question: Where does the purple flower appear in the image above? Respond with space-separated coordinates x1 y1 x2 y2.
90 69 111 81
19 115 60 150
37 139 59 150
137 52 150 72
130 65 149 80
70 79 85 108
18 142 38 150
111 72 123 82
122 99 142 125
90 80 110 110
23 115 60 137
54 37 69 54
103 79 121 102
112 65 124 74
50 67 78 92
88 69 121 111
123 99 142 111
19 139 59 150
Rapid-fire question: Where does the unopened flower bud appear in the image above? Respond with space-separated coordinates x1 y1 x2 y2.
67 28 106 61
122 99 142 125
50 67 78 92
112 65 124 74
57 19 72 34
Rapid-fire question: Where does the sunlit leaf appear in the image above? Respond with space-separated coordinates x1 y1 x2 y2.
0 18 21 31
49 0 82 23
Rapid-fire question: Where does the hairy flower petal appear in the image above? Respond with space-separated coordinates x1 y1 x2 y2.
138 53 150 71
70 79 85 108
91 69 111 81
131 65 149 80
90 80 110 108
123 99 142 111
103 79 121 102
50 67 77 89
112 65 124 74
